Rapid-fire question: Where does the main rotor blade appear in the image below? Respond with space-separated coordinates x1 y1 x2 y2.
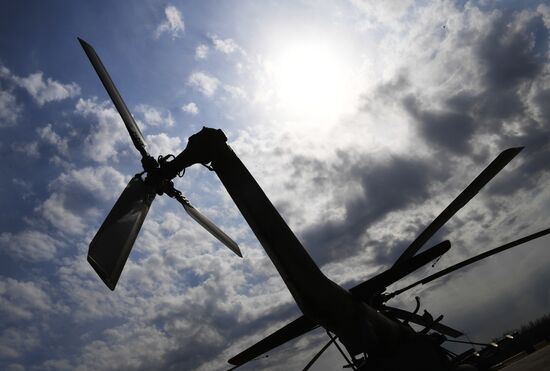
389 227 550 298
383 306 463 338
173 194 242 257
394 147 523 267
350 240 451 300
302 336 337 371
78 37 149 158
88 176 156 290
228 315 318 366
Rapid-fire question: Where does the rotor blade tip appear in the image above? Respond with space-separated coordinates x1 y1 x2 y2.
231 244 243 258
505 147 524 155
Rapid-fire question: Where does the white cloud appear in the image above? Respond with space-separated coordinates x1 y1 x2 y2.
14 72 80 106
0 65 11 79
195 44 209 60
0 230 61 262
181 102 199 115
75 98 132 163
188 71 219 97
0 63 79 109
223 84 247 100
0 89 22 127
34 165 127 237
155 5 184 39
145 133 182 157
77 323 177 370
350 0 415 29
37 193 87 235
37 124 68 155
209 34 240 54
136 104 174 127
52 166 127 202
0 277 53 320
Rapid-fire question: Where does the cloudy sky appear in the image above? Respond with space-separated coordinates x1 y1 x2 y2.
1 0 550 370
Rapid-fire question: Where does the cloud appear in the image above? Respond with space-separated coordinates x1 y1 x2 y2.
14 72 80 106
270 150 448 266
136 104 174 127
0 67 22 127
209 34 240 54
0 327 40 359
195 44 209 60
181 102 199 115
0 230 62 262
477 9 546 90
37 124 69 155
0 89 22 127
227 2 550 304
0 277 53 321
37 193 88 235
75 98 133 163
350 0 415 28
145 133 182 157
0 63 79 108
188 72 219 97
51 165 127 202
403 94 476 154
155 5 184 39
223 85 247 100
76 323 177 370
33 165 127 237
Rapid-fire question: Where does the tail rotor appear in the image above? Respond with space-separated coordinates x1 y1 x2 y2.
79 38 241 290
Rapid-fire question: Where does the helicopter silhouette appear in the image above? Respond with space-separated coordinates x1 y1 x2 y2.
79 38 550 371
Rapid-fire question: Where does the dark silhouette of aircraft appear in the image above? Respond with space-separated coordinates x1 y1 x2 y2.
79 38 550 370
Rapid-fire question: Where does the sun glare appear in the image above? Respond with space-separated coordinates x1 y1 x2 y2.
263 37 360 124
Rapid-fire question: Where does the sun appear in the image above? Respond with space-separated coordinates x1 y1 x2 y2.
261 36 360 124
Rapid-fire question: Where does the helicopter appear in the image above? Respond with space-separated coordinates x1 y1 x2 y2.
79 38 550 370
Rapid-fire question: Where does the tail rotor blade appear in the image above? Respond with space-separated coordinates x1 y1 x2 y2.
78 37 149 158
88 176 156 290
394 147 523 266
389 227 550 298
173 193 242 257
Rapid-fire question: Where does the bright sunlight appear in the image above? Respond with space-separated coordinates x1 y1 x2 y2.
262 37 360 124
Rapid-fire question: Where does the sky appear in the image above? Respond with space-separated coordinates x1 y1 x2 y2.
1 0 550 370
